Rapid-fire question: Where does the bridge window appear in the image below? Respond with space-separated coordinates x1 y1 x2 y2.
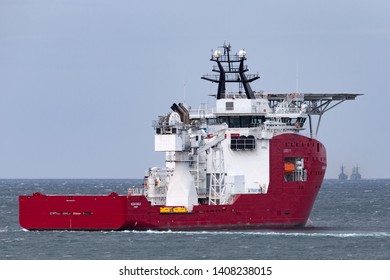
250 116 265 127
240 116 251 128
229 117 240 128
280 117 306 127
217 116 265 128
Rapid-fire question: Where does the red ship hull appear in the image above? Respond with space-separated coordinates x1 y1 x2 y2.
19 134 326 231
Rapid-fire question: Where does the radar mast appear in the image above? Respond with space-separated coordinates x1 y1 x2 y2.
201 43 260 100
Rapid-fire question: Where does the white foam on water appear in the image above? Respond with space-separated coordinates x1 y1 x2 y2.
127 229 390 238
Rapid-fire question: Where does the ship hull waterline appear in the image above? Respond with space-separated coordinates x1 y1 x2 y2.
19 191 319 231
19 134 326 231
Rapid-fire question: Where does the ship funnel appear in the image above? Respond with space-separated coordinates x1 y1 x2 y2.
178 103 189 124
171 103 190 124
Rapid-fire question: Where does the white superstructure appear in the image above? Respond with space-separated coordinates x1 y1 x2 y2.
148 96 307 208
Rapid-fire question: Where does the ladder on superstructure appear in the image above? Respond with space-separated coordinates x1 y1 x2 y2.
208 143 225 205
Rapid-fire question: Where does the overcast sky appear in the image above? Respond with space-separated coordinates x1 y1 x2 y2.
1 0 389 179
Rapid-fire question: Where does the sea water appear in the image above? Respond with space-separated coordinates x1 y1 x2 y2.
0 179 389 260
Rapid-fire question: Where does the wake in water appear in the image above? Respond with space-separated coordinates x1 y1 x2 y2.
125 229 390 238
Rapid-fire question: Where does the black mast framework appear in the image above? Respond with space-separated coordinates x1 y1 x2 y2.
201 43 260 100
201 43 361 138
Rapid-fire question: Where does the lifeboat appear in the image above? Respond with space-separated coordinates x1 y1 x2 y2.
284 162 295 174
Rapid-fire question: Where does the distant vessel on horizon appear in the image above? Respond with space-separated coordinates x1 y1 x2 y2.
338 165 362 181
350 166 362 181
338 165 348 181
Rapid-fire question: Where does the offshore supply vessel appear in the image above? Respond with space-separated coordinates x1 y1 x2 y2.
19 44 360 230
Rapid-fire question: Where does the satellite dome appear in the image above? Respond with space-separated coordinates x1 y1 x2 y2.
238 49 246 58
213 49 221 58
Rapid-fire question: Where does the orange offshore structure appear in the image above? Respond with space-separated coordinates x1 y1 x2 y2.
19 44 360 231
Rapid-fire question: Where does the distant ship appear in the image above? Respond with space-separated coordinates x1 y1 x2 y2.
19 43 360 231
338 165 348 181
350 166 362 180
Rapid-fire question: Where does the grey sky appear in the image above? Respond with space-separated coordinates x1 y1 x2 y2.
1 0 389 179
